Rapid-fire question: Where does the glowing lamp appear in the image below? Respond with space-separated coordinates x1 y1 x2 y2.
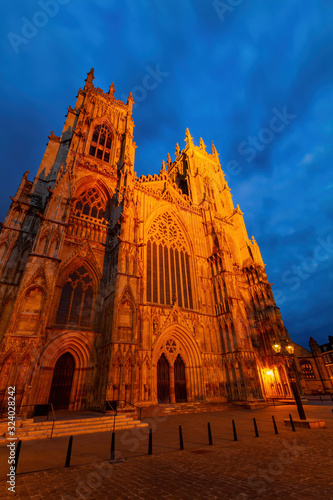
266 370 273 376
272 343 281 354
286 344 294 355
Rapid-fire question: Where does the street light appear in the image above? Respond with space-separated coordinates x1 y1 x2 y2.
272 340 306 420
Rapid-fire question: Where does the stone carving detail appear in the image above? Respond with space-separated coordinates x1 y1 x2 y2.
166 339 177 353
148 213 187 252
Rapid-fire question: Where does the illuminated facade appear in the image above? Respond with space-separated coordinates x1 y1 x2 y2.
0 70 298 411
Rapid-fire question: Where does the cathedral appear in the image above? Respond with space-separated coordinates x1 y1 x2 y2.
0 70 298 412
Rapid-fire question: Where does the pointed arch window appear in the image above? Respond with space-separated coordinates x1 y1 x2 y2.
73 187 106 221
89 124 112 163
56 266 94 327
146 213 193 309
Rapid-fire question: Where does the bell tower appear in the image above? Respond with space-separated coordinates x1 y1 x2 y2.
166 128 234 215
0 70 137 410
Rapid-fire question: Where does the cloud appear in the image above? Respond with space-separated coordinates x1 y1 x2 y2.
300 153 315 164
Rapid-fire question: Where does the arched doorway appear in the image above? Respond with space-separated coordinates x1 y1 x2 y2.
49 353 75 410
157 354 170 403
174 354 187 402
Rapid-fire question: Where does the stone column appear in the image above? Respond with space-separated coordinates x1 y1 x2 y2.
169 364 175 404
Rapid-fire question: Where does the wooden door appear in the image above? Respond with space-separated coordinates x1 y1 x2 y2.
157 354 170 403
174 354 187 402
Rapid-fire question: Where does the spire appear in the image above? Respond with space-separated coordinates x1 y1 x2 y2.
85 68 95 86
175 143 180 157
127 91 134 114
108 82 116 97
185 128 193 147
167 153 171 170
160 160 167 175
212 142 219 157
200 137 206 152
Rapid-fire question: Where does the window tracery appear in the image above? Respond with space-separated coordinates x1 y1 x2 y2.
147 213 187 251
89 124 112 163
146 213 193 309
56 265 94 327
73 187 106 221
166 340 177 353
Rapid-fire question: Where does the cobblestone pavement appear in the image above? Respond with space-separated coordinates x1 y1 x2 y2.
1 405 333 499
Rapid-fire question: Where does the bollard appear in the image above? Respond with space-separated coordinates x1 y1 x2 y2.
65 436 73 468
289 414 296 432
110 431 116 460
208 422 213 445
232 419 238 441
179 425 184 450
272 415 278 435
253 417 259 438
14 440 22 473
148 428 152 455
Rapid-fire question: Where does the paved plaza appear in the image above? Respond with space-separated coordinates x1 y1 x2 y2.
1 404 333 499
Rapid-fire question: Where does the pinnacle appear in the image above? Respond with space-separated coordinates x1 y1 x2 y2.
185 128 193 146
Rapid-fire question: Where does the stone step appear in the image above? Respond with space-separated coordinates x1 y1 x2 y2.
14 421 145 434
3 415 148 441
18 415 131 430
14 419 143 434
11 423 148 440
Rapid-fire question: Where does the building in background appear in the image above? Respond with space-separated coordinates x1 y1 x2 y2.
0 70 303 411
294 336 333 395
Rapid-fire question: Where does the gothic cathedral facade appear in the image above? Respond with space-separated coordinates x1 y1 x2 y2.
0 70 295 411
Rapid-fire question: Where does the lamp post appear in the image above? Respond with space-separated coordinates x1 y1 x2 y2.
272 341 306 420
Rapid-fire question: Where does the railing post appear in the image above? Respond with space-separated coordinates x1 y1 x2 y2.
232 420 238 441
253 417 259 437
179 425 184 450
14 440 22 473
110 431 116 460
148 428 152 455
208 422 213 445
272 415 278 434
65 436 73 468
289 413 296 432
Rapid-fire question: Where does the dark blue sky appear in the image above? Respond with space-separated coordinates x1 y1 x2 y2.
1 0 332 348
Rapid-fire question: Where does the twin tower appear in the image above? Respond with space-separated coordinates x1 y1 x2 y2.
0 70 295 411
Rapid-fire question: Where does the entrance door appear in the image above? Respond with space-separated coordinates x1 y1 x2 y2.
157 354 170 403
49 353 75 410
174 354 187 402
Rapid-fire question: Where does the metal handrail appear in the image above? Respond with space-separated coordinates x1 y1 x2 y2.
105 400 118 414
0 403 54 419
49 403 56 439
116 400 142 421
0 403 56 439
